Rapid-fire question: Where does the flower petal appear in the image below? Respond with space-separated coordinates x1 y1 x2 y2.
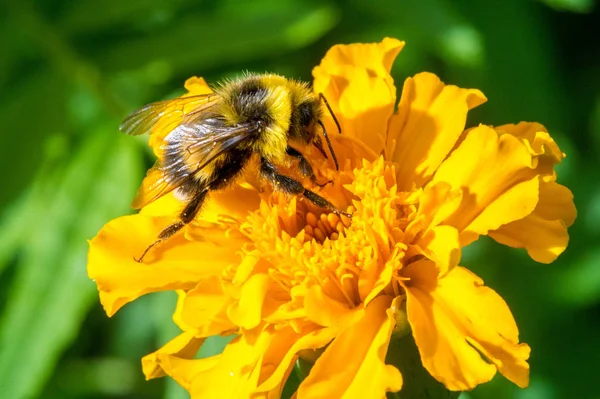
417 225 461 275
178 277 236 336
387 73 487 191
257 325 338 393
495 122 564 181
313 38 404 156
403 261 530 391
431 125 540 240
304 284 363 327
227 273 270 329
140 182 260 224
489 180 576 263
298 295 402 398
142 331 205 389
315 37 404 78
189 327 272 399
87 214 241 316
409 182 463 274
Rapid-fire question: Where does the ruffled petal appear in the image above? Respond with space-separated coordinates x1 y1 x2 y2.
387 73 486 191
142 331 205 389
178 276 236 337
298 295 402 398
431 125 540 241
189 327 272 399
185 326 337 398
87 214 241 316
257 325 338 393
495 122 564 181
403 261 530 391
417 225 461 275
315 37 404 79
312 38 404 156
409 182 463 274
489 180 576 263
304 284 364 327
227 273 271 329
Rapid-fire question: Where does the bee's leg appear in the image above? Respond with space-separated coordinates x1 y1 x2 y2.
135 189 208 263
260 158 350 218
285 146 333 188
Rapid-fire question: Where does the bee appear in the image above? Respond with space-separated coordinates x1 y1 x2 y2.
121 73 349 262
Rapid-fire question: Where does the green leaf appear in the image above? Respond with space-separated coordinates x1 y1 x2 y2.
386 333 461 399
536 0 594 13
0 70 68 210
94 2 338 75
0 130 142 399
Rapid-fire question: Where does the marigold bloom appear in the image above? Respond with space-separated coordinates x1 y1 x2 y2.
88 38 576 397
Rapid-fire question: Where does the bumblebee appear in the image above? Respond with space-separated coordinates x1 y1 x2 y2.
121 73 348 262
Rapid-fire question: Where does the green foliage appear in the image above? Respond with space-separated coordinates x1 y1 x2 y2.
0 0 597 398
386 333 461 399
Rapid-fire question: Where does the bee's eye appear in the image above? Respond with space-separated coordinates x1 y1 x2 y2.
298 102 314 127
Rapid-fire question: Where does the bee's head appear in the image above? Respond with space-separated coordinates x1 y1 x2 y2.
289 89 340 170
294 99 322 142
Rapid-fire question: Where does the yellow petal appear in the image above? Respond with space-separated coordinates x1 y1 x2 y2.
189 328 272 399
408 182 463 274
227 273 270 329
178 277 236 336
312 38 404 156
387 73 487 191
416 182 463 231
315 37 404 78
495 122 564 180
417 225 461 275
87 214 240 316
304 283 364 327
142 331 205 389
489 180 576 263
184 76 214 94
431 125 540 237
141 182 260 224
139 191 182 217
298 295 402 398
403 261 530 391
257 325 338 393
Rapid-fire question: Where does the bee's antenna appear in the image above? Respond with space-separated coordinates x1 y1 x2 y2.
318 93 342 134
317 93 341 171
318 120 339 171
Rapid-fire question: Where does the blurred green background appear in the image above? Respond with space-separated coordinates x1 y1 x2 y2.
0 0 597 398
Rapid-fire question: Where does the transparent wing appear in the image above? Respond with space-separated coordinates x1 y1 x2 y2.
120 94 218 137
131 119 259 209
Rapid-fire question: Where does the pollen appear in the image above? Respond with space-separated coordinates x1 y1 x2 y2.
302 210 351 244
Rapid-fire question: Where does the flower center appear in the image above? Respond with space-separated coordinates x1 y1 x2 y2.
237 154 427 312
302 210 352 244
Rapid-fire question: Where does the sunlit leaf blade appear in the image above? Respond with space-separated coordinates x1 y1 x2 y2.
536 0 594 13
0 130 141 399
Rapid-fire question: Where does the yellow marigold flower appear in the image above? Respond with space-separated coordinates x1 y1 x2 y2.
88 38 576 397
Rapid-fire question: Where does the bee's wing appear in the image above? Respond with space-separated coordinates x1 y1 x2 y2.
120 94 218 137
131 120 259 209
